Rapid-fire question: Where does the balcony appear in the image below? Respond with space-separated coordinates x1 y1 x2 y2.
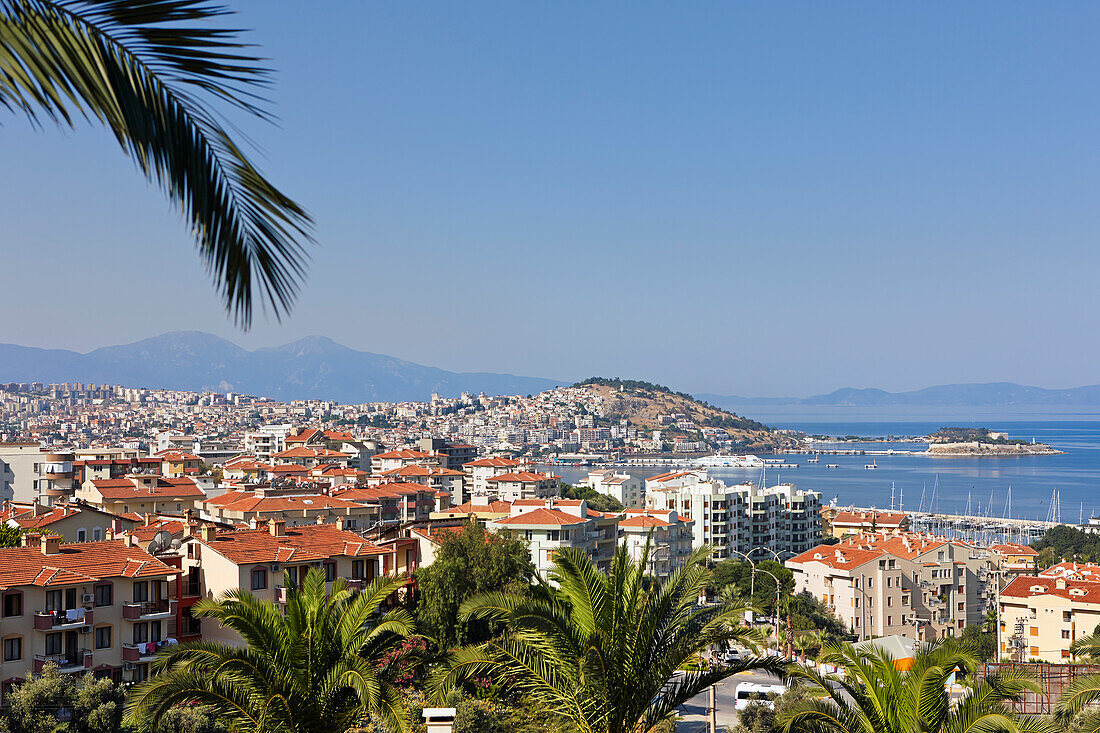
122 599 174 620
274 586 290 603
183 580 201 597
34 608 92 630
123 640 176 662
34 649 90 673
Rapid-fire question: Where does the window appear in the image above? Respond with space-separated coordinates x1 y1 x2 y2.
185 609 201 636
887 597 893 607
1065 611 1073 622
94 584 112 607
323 562 336 582
150 621 162 643
352 560 363 579
1063 630 1072 639
133 581 148 603
133 622 148 644
92 527 103 541
887 616 892 626
3 637 20 661
1030 627 1039 637
958 602 964 611
251 568 268 590
45 589 63 612
77 529 87 542
45 633 62 656
3 592 22 617
95 626 112 649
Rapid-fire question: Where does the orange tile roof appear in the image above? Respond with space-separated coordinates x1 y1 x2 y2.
195 524 386 565
89 477 204 500
130 519 186 541
373 449 433 460
443 500 513 514
619 515 671 528
496 508 588 527
1001 575 1100 603
991 543 1038 556
216 494 365 514
832 510 908 527
463 457 525 468
486 471 560 483
273 447 350 459
381 465 464 477
788 544 885 569
0 540 177 586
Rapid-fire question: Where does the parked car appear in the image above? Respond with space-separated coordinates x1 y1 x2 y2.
734 682 787 711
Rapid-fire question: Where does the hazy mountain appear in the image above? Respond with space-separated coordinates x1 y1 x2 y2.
698 382 1100 409
0 332 563 403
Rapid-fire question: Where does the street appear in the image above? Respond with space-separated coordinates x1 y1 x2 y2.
674 670 786 732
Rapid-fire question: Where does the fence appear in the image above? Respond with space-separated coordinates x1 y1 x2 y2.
976 663 1100 715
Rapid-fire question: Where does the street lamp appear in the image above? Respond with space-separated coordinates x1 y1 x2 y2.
758 568 783 655
729 549 757 623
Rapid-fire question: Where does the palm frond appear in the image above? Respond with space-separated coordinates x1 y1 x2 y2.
0 0 312 327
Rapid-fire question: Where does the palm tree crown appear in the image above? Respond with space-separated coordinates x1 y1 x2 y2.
1 0 312 327
433 542 786 733
125 568 415 733
781 639 1045 733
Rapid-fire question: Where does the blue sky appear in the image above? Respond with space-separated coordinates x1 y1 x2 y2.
2 2 1099 396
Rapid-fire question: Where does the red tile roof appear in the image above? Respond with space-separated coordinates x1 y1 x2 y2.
89 477 204 500
619 515 671 528
195 524 386 564
373 449 433 460
463 457 525 468
832 511 908 527
0 540 177 586
991 543 1038 556
788 544 885 569
216 494 365 514
1001 575 1100 603
495 508 588 527
486 472 559 483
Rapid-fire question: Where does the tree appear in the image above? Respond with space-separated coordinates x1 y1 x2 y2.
414 522 535 649
434 542 786 733
125 569 416 733
149 705 228 733
780 640 1044 733
560 483 625 513
1 0 312 327
7 664 125 733
960 621 997 662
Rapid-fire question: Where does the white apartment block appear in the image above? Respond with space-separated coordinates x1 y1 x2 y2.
584 470 644 508
0 443 77 505
618 509 694 579
243 425 294 463
645 472 739 559
489 499 617 576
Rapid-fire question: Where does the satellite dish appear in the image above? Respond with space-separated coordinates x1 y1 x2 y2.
148 530 173 553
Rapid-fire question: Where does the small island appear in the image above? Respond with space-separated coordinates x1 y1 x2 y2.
923 427 1063 456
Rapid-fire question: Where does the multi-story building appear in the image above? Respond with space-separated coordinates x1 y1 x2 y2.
175 521 396 646
485 471 560 502
786 544 909 641
332 482 436 524
0 532 180 693
461 457 533 501
201 487 378 530
645 473 738 559
4 501 139 543
76 474 206 516
489 499 618 576
370 449 441 474
243 425 295 463
618 509 694 579
998 574 1100 662
0 443 77 505
825 509 910 539
416 438 477 471
584 470 644 508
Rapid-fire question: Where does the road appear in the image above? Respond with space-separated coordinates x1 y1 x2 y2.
675 670 785 732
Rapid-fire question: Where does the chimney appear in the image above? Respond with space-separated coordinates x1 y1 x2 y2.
32 500 46 517
269 518 287 537
1057 578 1067 590
41 534 62 556
144 514 154 526
183 522 196 539
201 524 218 542
315 514 325 525
22 532 41 547
335 517 346 531
105 529 115 541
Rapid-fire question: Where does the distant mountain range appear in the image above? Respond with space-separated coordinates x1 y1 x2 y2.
697 382 1100 409
0 332 563 403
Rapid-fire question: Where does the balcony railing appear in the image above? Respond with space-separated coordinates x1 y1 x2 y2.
123 639 177 662
122 599 173 619
34 649 90 672
183 581 201 597
34 609 92 629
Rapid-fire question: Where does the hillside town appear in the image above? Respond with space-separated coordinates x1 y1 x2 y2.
0 378 1095 728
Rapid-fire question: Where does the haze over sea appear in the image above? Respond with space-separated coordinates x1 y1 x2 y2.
557 409 1100 522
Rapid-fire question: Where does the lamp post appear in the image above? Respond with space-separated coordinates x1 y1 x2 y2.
758 568 783 654
730 549 757 624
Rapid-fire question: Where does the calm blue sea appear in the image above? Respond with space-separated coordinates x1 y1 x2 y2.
553 417 1100 522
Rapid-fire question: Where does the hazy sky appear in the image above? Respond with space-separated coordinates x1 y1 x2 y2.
3 2 1099 397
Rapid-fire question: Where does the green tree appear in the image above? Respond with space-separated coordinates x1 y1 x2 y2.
434 542 785 733
7 664 124 733
1 0 312 327
560 483 625 513
960 621 997 663
149 705 228 733
125 569 416 732
780 640 1044 733
414 521 535 649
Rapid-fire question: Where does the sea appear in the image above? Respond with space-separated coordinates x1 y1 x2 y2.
550 410 1100 524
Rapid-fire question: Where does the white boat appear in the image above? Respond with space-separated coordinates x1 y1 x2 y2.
864 460 878 470
825 463 840 468
690 454 764 468
807 457 819 463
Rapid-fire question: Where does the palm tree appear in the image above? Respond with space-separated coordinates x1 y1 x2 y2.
433 542 787 733
1056 638 1100 733
125 569 416 733
1 0 312 327
1069 632 1100 660
780 639 1047 733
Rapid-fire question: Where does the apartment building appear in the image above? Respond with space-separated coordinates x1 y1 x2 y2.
76 475 206 516
176 521 391 646
461 457 533 500
202 487 378 530
584 470 644 508
0 533 179 693
4 501 139 543
332 482 436 524
825 509 910 539
416 438 477 471
370 450 441 474
430 495 513 522
490 499 618 575
999 575 1100 662
618 509 694 579
485 471 560 502
372 465 464 496
645 473 739 559
243 424 295 462
787 544 909 641
271 447 352 469
0 444 77 504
